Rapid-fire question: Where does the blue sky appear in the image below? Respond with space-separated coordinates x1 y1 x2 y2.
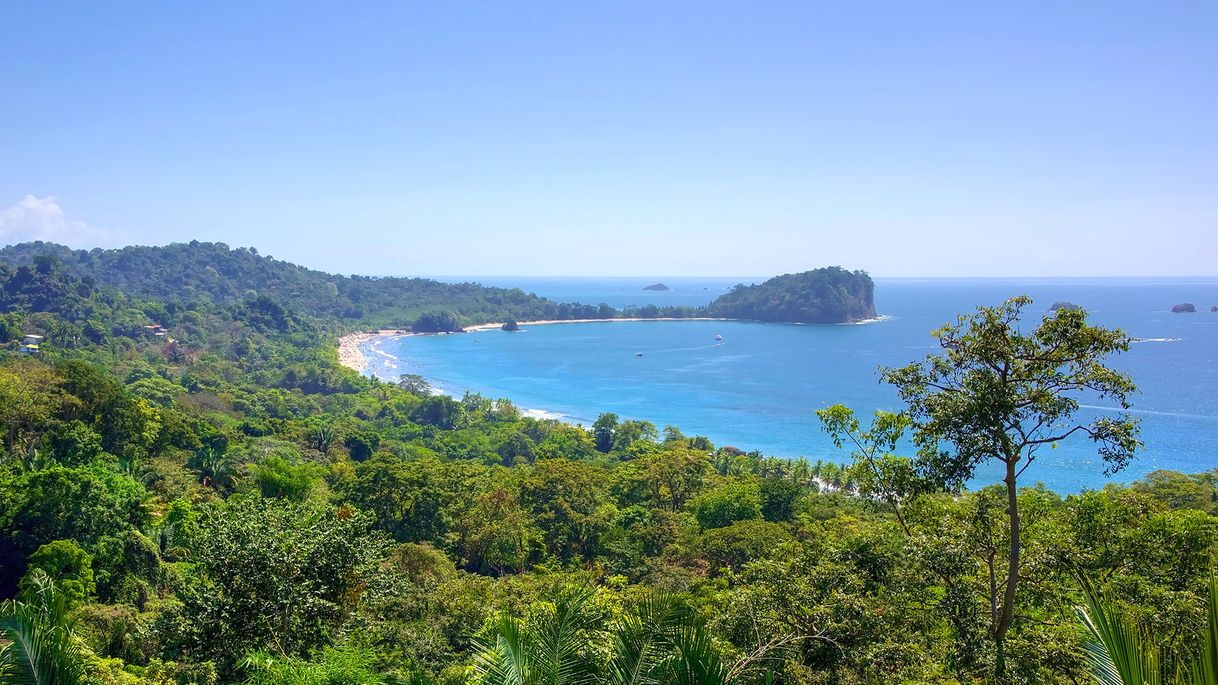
1 2 1214 277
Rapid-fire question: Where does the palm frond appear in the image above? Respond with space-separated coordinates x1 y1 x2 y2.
1076 577 1162 685
535 589 598 685
1186 573 1218 685
471 614 531 685
665 626 729 685
0 571 87 685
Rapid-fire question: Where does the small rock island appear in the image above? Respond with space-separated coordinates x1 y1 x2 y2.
707 267 876 324
1211 306 1217 313
1049 301 1083 312
643 283 670 291
501 319 520 331
1172 303 1197 313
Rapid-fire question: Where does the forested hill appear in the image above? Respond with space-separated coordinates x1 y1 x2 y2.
1 243 878 329
707 267 876 323
0 241 586 328
2 247 1217 684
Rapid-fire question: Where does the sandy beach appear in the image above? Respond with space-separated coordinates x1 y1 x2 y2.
338 318 729 372
337 329 410 371
464 316 729 332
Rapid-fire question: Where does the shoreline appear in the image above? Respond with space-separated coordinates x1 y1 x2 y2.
339 315 889 372
337 329 412 372
464 316 730 332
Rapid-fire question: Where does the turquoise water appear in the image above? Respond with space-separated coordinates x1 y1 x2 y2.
364 278 1218 492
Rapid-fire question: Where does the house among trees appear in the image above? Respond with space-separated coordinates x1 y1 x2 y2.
20 333 43 355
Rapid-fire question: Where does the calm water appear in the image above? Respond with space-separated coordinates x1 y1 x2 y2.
364 277 1218 492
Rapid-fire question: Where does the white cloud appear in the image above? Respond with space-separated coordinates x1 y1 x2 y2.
0 195 123 248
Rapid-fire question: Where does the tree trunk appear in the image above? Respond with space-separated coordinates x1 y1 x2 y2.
994 457 1020 675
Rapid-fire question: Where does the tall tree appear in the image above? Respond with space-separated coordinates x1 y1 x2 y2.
881 296 1140 673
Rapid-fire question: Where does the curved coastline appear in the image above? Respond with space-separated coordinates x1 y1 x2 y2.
337 315 890 373
337 329 410 372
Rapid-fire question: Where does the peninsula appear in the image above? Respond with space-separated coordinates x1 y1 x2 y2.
706 267 876 324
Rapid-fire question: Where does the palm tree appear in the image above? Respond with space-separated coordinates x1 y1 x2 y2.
189 445 239 491
472 588 599 685
791 458 811 487
471 590 730 685
0 570 88 685
1076 574 1218 685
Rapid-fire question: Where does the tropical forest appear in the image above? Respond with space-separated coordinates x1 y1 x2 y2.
0 243 1214 684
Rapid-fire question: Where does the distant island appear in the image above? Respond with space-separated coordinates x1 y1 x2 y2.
643 282 670 291
1050 301 1083 312
707 267 876 324
1172 303 1197 313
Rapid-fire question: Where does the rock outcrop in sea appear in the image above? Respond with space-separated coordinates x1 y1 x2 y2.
643 283 670 291
1049 301 1083 312
1172 303 1197 313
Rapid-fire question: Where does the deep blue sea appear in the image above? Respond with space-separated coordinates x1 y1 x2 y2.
361 277 1218 492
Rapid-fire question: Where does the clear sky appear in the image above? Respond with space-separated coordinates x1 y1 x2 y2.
1 2 1215 277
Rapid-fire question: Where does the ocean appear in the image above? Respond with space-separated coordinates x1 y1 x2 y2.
360 277 1218 492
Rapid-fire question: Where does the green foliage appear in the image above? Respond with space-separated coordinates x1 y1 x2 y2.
165 497 386 673
413 311 463 333
757 478 802 523
471 589 730 685
1 244 1214 685
241 647 387 685
249 455 325 500
875 296 1140 674
706 268 875 323
26 541 95 608
1076 573 1218 684
698 520 791 573
691 482 762 530
0 463 147 584
0 569 89 685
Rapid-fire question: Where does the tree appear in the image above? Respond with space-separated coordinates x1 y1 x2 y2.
691 483 762 530
629 447 710 512
397 373 432 397
0 359 67 463
593 413 619 453
612 420 659 453
249 455 324 500
0 464 147 594
881 296 1139 673
413 310 462 333
758 478 803 523
413 395 464 430
25 541 95 608
520 459 613 562
168 497 385 674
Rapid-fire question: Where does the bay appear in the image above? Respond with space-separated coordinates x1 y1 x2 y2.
362 277 1218 492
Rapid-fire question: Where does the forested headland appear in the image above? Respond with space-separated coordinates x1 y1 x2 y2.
0 243 877 328
0 244 1215 685
706 268 877 324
